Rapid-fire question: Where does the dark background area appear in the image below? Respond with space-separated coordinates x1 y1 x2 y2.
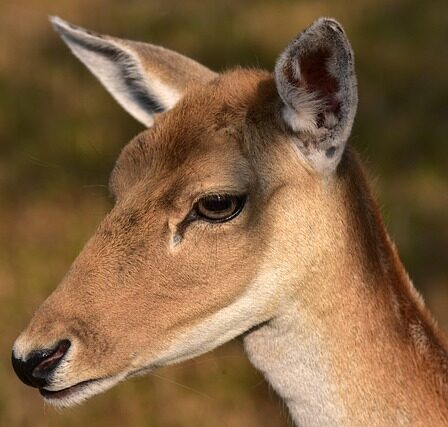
1 0 446 426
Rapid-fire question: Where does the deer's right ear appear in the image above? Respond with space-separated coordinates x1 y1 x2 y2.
275 18 358 175
50 17 216 127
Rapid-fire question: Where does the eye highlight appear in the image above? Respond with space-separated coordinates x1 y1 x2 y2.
194 194 246 223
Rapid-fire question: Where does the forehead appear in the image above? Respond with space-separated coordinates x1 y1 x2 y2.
110 69 279 197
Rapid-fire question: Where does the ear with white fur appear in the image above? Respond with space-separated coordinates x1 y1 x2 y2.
50 16 216 127
275 18 357 174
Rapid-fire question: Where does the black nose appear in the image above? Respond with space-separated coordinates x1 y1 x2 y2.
12 340 71 388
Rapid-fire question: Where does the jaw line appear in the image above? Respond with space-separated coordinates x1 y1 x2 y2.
40 373 127 408
40 360 161 409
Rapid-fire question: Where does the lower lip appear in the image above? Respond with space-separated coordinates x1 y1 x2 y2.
39 379 94 400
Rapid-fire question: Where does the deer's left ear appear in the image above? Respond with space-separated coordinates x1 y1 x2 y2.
275 18 357 175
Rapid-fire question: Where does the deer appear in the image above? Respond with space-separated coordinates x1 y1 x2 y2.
11 16 448 426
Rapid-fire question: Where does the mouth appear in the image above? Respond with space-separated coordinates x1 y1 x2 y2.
37 373 128 408
39 378 97 401
35 362 162 408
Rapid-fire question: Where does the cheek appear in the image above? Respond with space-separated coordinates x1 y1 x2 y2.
172 228 263 308
80 229 263 361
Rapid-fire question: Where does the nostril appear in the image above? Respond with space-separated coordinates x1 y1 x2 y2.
12 339 71 388
32 339 71 380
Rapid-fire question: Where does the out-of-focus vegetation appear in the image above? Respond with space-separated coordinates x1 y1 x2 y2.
1 0 447 426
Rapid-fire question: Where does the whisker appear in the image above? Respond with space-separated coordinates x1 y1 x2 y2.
85 139 102 157
23 153 60 169
250 379 266 388
167 353 247 370
148 372 215 400
82 184 108 189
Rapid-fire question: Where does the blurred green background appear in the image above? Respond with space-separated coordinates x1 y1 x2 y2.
1 0 447 426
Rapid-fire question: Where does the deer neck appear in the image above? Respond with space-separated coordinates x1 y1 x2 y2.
243 151 448 427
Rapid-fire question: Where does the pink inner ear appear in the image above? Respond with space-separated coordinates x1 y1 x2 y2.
284 48 341 127
300 48 341 124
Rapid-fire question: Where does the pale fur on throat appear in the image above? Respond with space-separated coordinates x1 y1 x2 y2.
243 305 346 427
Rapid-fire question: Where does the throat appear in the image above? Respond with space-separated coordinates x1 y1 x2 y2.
243 274 448 426
243 307 346 426
242 251 448 426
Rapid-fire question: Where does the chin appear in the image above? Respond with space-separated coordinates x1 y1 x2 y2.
39 374 126 408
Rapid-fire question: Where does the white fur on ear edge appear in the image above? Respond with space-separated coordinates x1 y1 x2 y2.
50 16 216 127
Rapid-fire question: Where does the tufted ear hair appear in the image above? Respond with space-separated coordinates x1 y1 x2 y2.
275 17 358 175
50 16 216 127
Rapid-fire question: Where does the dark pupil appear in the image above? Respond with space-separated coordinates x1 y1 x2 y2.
203 195 231 212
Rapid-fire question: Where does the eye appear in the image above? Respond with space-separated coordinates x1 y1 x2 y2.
194 194 246 223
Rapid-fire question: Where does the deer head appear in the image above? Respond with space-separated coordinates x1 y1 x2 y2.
12 16 357 407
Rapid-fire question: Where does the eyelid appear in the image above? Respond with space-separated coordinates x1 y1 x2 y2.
190 188 247 206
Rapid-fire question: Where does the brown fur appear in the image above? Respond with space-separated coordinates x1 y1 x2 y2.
20 69 279 382
14 55 448 424
313 149 448 423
